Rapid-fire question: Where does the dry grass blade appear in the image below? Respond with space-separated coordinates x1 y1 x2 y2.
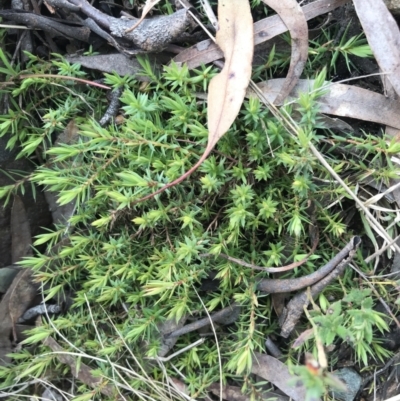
134 0 253 205
199 0 218 29
43 336 124 399
353 0 400 97
38 296 197 401
261 0 308 104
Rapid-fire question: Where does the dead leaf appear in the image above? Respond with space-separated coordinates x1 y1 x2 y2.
255 79 400 129
353 0 400 98
54 119 79 146
208 383 290 401
251 353 308 401
0 269 37 364
0 268 38 342
169 378 189 397
173 0 350 69
206 0 254 150
4 194 37 344
134 0 253 204
0 266 21 294
125 0 162 33
261 0 308 104
11 195 32 263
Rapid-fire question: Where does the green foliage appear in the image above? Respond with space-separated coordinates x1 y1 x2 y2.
308 289 391 366
253 23 373 81
0 41 395 400
308 26 373 75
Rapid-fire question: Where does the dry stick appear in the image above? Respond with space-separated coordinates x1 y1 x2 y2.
279 236 362 338
18 74 111 90
99 87 123 126
257 236 360 294
165 303 241 338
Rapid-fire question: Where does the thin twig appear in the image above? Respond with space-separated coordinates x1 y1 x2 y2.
257 237 360 293
280 236 361 337
148 338 205 362
200 229 318 273
177 0 216 43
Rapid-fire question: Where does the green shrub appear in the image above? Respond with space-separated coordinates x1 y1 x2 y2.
0 48 395 399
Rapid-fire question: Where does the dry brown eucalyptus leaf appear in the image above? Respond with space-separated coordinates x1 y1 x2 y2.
66 53 170 80
0 268 38 343
255 79 400 129
0 194 36 358
206 0 254 149
134 0 253 204
261 0 308 104
353 0 400 98
251 353 307 401
173 0 349 69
